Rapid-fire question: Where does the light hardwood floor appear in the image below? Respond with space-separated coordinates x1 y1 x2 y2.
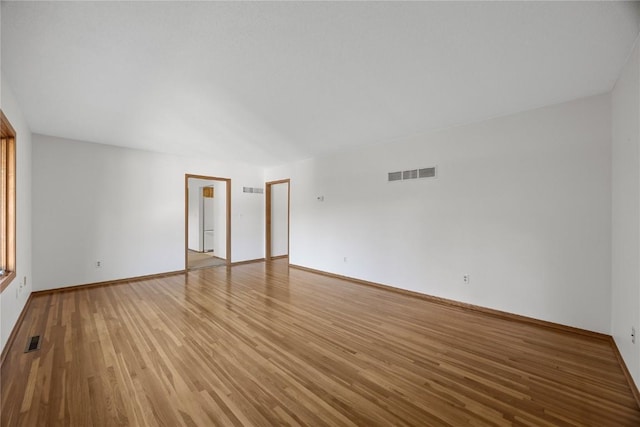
2 260 639 426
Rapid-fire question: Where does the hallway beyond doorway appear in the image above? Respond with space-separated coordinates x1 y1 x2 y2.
187 250 226 270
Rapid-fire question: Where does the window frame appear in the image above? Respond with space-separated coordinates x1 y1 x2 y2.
0 110 16 292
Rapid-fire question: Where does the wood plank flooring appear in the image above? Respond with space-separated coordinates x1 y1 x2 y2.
1 259 639 426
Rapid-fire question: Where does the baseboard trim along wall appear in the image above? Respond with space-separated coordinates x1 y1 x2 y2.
289 263 640 407
34 270 186 295
1 270 186 363
610 336 640 408
289 264 640 406
0 294 33 367
5 262 638 409
289 264 607 338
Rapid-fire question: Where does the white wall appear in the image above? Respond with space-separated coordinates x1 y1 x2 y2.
612 39 640 389
267 94 612 333
271 182 289 257
32 135 265 291
0 75 32 352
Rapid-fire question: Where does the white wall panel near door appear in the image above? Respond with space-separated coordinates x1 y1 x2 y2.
213 180 227 259
187 185 201 251
32 136 265 291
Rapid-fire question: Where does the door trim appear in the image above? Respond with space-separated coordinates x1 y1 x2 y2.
265 179 290 261
185 174 232 269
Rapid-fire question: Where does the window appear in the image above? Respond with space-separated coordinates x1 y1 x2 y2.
0 110 16 291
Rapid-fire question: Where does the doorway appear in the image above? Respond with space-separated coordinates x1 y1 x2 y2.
265 179 290 261
185 174 231 270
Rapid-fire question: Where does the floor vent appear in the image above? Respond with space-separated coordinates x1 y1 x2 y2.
25 335 41 353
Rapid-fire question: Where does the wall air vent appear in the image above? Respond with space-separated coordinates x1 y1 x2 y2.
388 171 402 182
243 187 264 194
403 169 418 180
388 166 437 182
419 167 436 178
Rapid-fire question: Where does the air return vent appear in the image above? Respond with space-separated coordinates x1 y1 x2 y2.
388 171 402 182
243 187 264 194
403 169 418 180
419 167 436 178
388 166 437 182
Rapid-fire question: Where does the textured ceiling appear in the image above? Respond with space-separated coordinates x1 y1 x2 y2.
2 1 639 166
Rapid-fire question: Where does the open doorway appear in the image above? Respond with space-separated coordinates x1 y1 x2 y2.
265 179 290 261
185 174 231 270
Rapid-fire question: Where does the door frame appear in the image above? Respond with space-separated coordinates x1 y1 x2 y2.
185 174 232 269
265 179 290 261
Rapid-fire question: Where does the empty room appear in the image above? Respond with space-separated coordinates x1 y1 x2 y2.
1 1 640 425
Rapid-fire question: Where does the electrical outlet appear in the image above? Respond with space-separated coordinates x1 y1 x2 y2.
463 274 470 284
343 257 348 263
96 261 102 268
632 327 636 344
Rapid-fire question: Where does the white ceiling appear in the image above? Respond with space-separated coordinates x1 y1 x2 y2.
2 1 639 167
